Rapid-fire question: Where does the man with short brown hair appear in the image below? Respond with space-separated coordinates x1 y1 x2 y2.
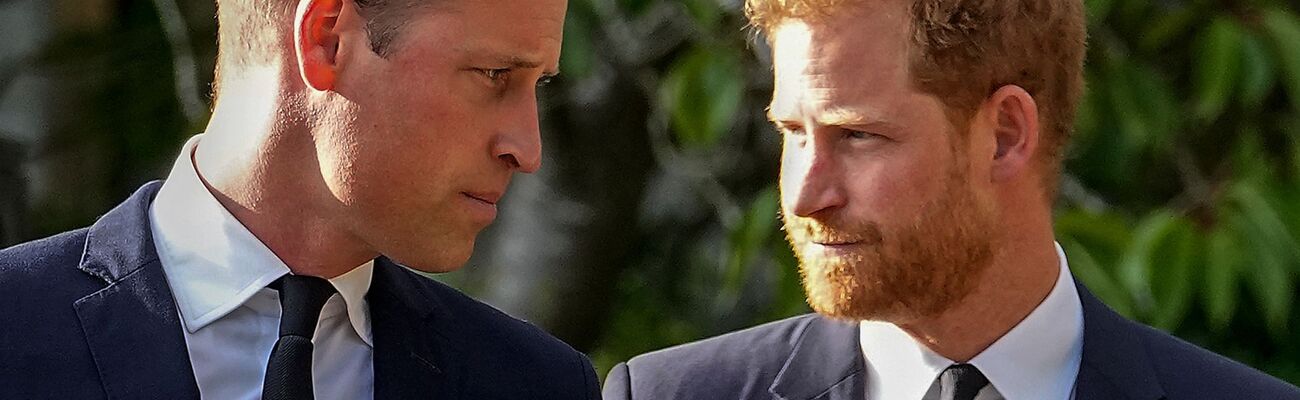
602 0 1300 399
0 0 600 398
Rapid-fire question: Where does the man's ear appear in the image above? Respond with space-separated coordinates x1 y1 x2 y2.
983 85 1040 183
295 0 345 91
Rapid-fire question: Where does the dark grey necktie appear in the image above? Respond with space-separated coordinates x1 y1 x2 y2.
262 275 336 400
939 363 990 400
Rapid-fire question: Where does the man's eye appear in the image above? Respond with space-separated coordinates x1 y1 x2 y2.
845 129 879 140
479 68 511 83
779 125 806 136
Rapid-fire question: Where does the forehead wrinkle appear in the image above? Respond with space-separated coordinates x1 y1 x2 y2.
819 105 890 126
771 18 890 125
451 1 565 57
796 64 889 123
782 57 913 128
460 35 561 68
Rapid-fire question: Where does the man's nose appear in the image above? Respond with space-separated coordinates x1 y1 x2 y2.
493 97 543 173
784 137 846 218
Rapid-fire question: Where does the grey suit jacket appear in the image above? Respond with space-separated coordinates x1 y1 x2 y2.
603 284 1300 399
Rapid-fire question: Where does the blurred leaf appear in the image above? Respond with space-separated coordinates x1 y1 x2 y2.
1129 64 1180 152
769 226 807 318
1073 82 1102 146
618 0 653 16
726 187 780 290
1229 181 1300 262
1241 237 1291 341
1230 124 1273 178
1202 220 1241 332
1103 60 1152 158
678 0 723 32
743 188 780 248
662 46 744 149
1238 31 1277 108
1116 210 1184 318
1114 0 1149 29
1227 182 1298 339
1149 218 1197 331
1084 0 1116 26
1140 6 1200 52
559 6 597 80
1192 17 1242 121
1278 185 1300 269
1055 209 1132 268
1062 238 1136 318
1292 123 1300 182
1098 58 1181 158
1261 8 1300 113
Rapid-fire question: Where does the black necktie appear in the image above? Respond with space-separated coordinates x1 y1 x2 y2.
262 275 336 400
938 363 990 400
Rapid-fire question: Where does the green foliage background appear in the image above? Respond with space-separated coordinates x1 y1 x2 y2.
2 0 1299 386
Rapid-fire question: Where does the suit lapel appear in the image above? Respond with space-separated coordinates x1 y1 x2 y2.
767 285 1170 400
769 316 865 400
1074 363 1132 400
369 257 460 400
72 182 200 399
1074 283 1166 400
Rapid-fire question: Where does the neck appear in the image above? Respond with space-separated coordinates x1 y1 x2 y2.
897 209 1060 362
195 65 377 279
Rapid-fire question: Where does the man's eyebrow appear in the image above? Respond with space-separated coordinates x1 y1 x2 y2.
499 56 559 77
824 104 898 123
766 105 896 128
501 56 541 69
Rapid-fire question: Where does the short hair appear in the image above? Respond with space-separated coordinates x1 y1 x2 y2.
214 0 295 69
746 0 1087 191
351 0 434 57
214 0 431 69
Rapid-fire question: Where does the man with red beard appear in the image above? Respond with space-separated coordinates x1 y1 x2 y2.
603 1 1300 399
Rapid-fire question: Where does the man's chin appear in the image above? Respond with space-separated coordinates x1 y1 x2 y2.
383 241 474 273
800 260 936 324
806 289 913 323
812 306 926 326
401 261 467 274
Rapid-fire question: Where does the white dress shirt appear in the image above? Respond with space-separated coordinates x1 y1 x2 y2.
149 135 376 400
859 243 1085 400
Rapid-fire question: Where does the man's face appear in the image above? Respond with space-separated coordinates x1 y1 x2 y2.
319 0 566 272
770 1 999 323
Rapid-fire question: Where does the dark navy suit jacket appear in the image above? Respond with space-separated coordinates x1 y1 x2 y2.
0 182 601 399
604 283 1300 399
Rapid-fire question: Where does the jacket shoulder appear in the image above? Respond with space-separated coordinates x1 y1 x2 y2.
407 270 584 357
0 228 100 294
0 227 110 392
616 314 824 399
395 268 599 399
630 313 819 369
1131 322 1300 398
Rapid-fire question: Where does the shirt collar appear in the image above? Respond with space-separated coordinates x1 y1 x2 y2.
329 260 374 346
150 134 375 346
859 242 1084 400
859 320 953 400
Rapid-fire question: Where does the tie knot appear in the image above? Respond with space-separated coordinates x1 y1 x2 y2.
272 275 336 338
940 363 989 400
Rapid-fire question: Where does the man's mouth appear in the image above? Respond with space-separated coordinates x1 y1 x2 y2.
809 235 865 246
812 240 863 247
462 191 502 205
